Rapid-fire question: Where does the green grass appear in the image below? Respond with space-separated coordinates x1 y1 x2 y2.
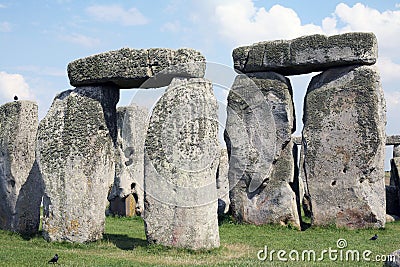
0 216 399 266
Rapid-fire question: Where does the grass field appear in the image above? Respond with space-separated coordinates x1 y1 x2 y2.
0 215 398 266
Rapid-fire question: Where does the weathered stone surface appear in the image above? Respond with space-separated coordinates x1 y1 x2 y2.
233 32 377 75
302 65 386 229
387 135 400 146
385 250 400 267
37 85 118 242
225 72 300 227
144 77 220 249
108 105 148 216
68 48 205 89
0 101 43 235
394 145 400 157
216 147 230 215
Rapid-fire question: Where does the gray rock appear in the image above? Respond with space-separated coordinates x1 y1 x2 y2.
109 105 148 216
37 85 118 242
299 140 312 218
233 32 377 75
68 48 205 89
390 157 400 215
225 72 300 227
217 147 230 215
394 145 400 158
386 185 400 216
390 158 400 186
387 135 400 145
108 195 136 217
0 101 43 235
144 77 220 250
385 250 400 267
302 65 386 229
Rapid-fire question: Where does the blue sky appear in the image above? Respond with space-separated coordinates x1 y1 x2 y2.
0 0 399 168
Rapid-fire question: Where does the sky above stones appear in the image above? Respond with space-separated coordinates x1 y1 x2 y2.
0 0 399 168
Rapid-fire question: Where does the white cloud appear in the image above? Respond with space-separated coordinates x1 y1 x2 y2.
60 33 100 48
86 5 149 26
0 22 11 32
161 21 182 33
0 72 34 101
377 57 400 84
322 3 400 96
214 0 323 46
326 3 400 58
0 4 6 8
385 91 400 126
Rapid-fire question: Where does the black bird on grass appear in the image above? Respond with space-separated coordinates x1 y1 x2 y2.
13 95 18 101
48 254 58 264
370 234 378 240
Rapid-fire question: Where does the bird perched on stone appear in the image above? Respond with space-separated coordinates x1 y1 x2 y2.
370 234 378 240
13 95 18 101
48 254 58 264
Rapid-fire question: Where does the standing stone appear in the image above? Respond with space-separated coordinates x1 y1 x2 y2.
386 185 400 216
108 105 148 216
302 65 386 229
216 147 230 215
108 195 136 217
390 156 400 216
144 77 220 250
225 72 300 227
394 145 400 158
37 85 118 242
0 101 43 235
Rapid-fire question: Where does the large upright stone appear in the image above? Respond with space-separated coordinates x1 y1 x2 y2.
302 65 386 229
216 147 230 215
233 32 377 75
144 77 220 250
37 85 118 242
0 101 42 235
225 72 300 227
68 48 205 89
108 105 148 215
389 155 400 216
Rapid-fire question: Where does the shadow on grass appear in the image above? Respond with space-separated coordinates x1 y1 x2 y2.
104 234 147 250
19 230 43 241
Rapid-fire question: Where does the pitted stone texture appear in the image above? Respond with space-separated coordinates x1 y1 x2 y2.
302 65 386 229
144 77 220 250
68 48 205 89
233 32 377 75
225 72 299 227
217 147 230 215
0 101 42 235
37 85 118 243
109 105 148 216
